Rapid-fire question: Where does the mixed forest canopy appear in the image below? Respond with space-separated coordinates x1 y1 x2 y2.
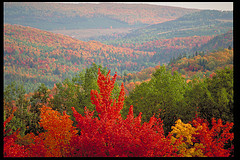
4 66 234 157
4 24 233 93
4 24 156 92
4 2 234 157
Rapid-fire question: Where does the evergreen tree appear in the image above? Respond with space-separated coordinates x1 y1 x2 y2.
228 45 232 50
53 67 61 75
195 51 198 56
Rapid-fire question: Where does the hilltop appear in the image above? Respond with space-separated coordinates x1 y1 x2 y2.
4 2 198 30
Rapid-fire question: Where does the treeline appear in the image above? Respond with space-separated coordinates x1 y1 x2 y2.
168 48 233 80
123 66 233 133
197 29 233 52
4 65 234 157
117 48 233 94
4 63 233 135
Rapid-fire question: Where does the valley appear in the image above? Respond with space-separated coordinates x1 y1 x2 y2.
3 2 234 157
50 27 133 41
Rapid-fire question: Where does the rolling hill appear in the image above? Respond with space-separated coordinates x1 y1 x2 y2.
112 29 233 64
3 3 233 93
117 35 214 64
4 24 156 92
97 10 233 45
4 2 198 30
196 29 233 52
4 24 233 94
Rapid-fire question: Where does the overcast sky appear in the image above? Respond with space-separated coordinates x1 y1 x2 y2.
62 2 233 11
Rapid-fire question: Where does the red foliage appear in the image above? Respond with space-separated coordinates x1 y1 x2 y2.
70 69 177 157
3 69 234 157
4 109 27 157
191 116 234 157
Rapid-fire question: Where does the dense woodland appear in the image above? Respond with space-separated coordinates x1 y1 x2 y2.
4 24 156 92
4 24 233 93
4 2 234 157
4 65 234 157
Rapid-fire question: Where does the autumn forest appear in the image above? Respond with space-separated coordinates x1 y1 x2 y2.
3 2 234 157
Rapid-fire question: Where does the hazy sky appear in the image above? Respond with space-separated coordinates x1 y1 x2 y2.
61 2 233 11
130 2 233 11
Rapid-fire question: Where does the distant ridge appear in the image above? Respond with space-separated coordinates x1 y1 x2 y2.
4 2 198 30
96 10 232 45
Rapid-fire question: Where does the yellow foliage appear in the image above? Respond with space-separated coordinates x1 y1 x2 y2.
171 119 196 145
170 119 205 157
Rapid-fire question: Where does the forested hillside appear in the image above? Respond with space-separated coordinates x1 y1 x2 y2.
97 10 233 45
118 35 214 64
4 24 155 92
168 48 233 78
4 2 234 157
4 2 198 30
98 29 233 66
4 24 233 93
196 29 233 52
119 48 233 94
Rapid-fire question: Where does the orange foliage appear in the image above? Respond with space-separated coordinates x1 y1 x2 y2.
36 105 78 157
3 69 234 157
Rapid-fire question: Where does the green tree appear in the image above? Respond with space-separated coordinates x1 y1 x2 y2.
27 83 49 135
205 67 233 122
53 67 61 75
124 65 190 133
185 67 233 123
51 78 82 121
4 81 32 136
228 45 232 50
184 78 215 123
